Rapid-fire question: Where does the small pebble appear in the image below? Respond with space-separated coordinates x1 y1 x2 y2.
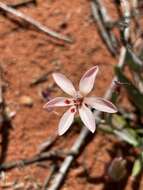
19 96 33 107
5 107 16 120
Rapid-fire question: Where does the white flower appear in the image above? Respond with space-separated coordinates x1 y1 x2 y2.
44 66 117 135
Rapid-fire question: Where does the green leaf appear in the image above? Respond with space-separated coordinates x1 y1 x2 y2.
115 67 143 113
112 114 127 129
99 124 114 133
114 128 139 147
131 158 142 177
136 129 143 134
126 49 143 72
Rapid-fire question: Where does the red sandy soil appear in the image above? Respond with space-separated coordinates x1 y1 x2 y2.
0 0 142 190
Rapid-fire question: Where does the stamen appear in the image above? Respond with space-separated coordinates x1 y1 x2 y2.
73 97 84 108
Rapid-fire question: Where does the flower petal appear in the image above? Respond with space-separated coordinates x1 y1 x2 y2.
43 97 73 109
58 106 76 135
79 104 96 133
53 73 76 96
85 97 117 113
79 66 99 95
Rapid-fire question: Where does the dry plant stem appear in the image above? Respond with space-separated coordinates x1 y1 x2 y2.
0 151 63 171
91 1 117 56
93 0 119 51
38 135 58 153
43 165 57 189
128 1 143 90
30 69 59 86
120 0 131 43
8 0 36 8
131 0 142 43
0 2 72 43
47 47 127 190
30 71 53 86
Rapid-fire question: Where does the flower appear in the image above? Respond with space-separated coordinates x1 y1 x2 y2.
43 66 117 135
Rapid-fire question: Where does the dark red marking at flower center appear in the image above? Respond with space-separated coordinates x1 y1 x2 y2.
70 108 75 113
74 98 83 107
64 99 71 104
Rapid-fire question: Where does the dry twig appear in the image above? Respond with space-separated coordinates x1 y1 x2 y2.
120 0 131 44
8 0 36 8
43 165 57 189
38 135 58 153
30 71 52 86
0 151 64 171
122 1 143 90
91 0 118 56
94 0 119 49
0 2 72 43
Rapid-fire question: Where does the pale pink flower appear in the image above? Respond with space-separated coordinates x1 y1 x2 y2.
44 66 117 135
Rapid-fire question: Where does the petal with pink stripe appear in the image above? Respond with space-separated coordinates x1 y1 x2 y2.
85 97 117 113
58 106 76 135
79 66 99 95
43 97 73 109
79 104 96 133
53 73 77 97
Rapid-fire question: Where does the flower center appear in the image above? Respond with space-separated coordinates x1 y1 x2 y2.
64 92 84 110
73 97 83 108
